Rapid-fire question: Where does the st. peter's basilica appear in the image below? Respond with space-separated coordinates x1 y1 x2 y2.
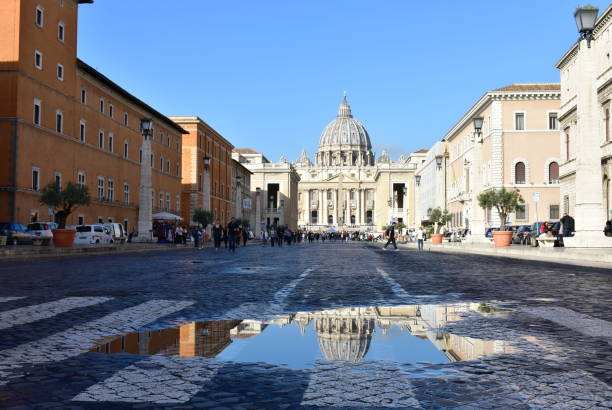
293 96 425 231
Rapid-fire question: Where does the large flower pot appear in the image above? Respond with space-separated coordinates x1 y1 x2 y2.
431 233 443 244
492 230 513 247
51 229 76 247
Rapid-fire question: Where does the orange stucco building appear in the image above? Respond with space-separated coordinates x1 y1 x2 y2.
0 0 186 229
170 117 234 226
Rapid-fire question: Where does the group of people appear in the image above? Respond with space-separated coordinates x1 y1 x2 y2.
382 223 426 251
211 218 251 252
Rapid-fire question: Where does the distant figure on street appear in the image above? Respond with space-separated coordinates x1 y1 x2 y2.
221 227 228 248
560 213 575 237
416 226 425 250
605 220 612 237
212 220 223 252
260 230 269 246
227 218 239 253
383 223 398 250
270 228 278 247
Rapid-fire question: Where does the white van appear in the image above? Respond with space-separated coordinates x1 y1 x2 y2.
73 225 111 245
104 223 127 244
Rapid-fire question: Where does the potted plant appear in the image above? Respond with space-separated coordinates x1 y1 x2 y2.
477 188 523 247
40 181 90 247
429 207 451 244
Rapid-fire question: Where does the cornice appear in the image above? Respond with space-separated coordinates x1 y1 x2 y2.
489 91 561 101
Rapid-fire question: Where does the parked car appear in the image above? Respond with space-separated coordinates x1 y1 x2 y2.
72 225 112 245
104 223 127 244
0 222 36 245
26 222 57 245
512 225 532 245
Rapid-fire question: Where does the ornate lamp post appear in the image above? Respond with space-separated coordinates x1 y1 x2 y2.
135 118 153 242
575 6 599 48
465 117 485 241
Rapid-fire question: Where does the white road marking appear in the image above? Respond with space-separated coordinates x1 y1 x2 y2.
0 297 112 330
0 297 26 303
377 268 410 300
526 306 612 338
72 355 222 404
0 299 194 386
301 361 421 408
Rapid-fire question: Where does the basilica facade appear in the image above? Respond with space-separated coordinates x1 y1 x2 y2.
294 97 425 232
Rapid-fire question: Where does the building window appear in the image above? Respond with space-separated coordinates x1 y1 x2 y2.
77 171 85 187
108 179 114 202
166 160 170 173
56 64 64 81
549 161 559 183
97 177 104 200
139 149 142 164
58 22 65 42
99 98 104 113
35 5 44 27
516 204 527 220
34 50 42 69
33 99 41 125
160 156 164 170
159 192 164 209
176 138 180 151
515 113 525 130
123 140 128 158
123 183 129 204
109 104 114 118
166 193 171 210
81 88 87 104
176 195 180 212
55 110 63 133
79 120 86 142
98 130 104 149
108 132 113 153
176 163 180 176
565 129 571 160
54 172 62 188
606 109 610 142
515 161 526 184
123 112 128 126
549 204 560 220
32 167 40 191
198 174 202 191
78 215 84 225
548 112 558 130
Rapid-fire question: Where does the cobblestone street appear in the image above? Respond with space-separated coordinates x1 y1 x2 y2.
2 242 612 409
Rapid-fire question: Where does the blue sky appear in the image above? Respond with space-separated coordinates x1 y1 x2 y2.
78 1 607 161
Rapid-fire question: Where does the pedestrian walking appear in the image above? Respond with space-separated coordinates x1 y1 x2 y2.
383 223 398 250
260 230 269 246
212 220 223 252
270 228 277 247
560 213 575 237
416 226 425 250
227 217 239 253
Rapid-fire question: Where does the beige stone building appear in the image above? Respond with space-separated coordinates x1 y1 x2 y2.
441 84 561 234
293 97 424 232
232 149 299 234
230 159 254 226
556 5 612 247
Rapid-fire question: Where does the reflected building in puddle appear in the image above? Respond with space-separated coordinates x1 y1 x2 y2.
92 303 512 363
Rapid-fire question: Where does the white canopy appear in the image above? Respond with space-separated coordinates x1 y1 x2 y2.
152 212 183 221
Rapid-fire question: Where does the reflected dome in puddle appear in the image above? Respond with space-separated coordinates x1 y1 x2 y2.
90 303 513 369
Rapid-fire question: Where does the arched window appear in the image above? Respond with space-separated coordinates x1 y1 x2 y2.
515 162 526 184
548 162 559 183
606 109 610 142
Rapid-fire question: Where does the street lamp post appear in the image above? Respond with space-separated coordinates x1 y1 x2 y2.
564 6 612 247
235 175 242 219
135 118 153 242
465 117 485 242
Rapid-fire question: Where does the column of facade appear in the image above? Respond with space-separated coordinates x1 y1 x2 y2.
333 189 338 225
357 189 363 226
317 189 325 225
306 190 311 225
346 189 351 225
322 189 328 225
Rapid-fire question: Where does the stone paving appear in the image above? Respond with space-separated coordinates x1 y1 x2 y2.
0 242 612 408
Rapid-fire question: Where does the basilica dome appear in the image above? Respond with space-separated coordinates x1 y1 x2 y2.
319 96 372 150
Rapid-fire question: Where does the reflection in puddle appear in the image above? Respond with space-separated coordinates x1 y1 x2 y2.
91 303 513 369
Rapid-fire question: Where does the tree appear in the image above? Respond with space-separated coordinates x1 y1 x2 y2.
395 221 406 235
40 181 90 229
477 188 524 231
192 208 213 228
429 207 451 234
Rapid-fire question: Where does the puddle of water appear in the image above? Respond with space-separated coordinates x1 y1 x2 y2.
90 304 512 369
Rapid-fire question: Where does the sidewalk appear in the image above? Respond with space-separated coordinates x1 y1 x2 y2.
0 240 261 262
398 240 612 269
